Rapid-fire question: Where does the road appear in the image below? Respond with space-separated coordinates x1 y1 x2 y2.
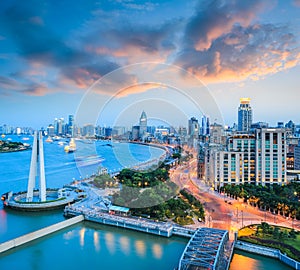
170 154 300 238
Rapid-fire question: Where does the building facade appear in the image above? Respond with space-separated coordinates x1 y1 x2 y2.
255 128 287 185
188 117 199 138
211 128 287 189
213 134 256 188
210 123 224 145
294 141 300 170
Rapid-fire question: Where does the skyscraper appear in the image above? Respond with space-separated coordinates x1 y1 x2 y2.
238 98 252 132
68 115 74 137
201 115 210 135
188 117 199 138
139 111 147 139
54 117 65 135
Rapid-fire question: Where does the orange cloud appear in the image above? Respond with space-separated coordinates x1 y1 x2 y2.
86 44 168 64
115 82 167 97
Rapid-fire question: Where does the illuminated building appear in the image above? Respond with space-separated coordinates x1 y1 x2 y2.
238 98 252 132
212 128 287 188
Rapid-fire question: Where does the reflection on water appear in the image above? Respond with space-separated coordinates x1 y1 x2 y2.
230 250 293 270
63 229 75 241
93 231 100 252
79 227 85 247
152 243 163 259
105 232 116 254
231 252 259 269
135 240 146 258
0 209 7 235
119 236 130 255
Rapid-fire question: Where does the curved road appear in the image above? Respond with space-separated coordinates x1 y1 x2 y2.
170 155 300 239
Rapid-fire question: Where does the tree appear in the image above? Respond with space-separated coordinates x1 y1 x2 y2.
273 227 280 239
261 222 270 236
232 185 241 200
289 229 297 240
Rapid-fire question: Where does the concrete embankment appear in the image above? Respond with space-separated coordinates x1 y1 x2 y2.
0 215 84 254
235 240 300 269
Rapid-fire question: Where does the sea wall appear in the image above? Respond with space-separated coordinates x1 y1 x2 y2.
0 215 84 253
235 240 300 269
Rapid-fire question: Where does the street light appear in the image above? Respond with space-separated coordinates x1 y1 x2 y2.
241 210 244 227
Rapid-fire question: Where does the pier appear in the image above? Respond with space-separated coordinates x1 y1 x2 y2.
0 215 84 254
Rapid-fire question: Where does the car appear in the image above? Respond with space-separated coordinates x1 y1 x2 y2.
228 201 232 205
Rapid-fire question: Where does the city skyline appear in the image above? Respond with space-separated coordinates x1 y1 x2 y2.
0 1 300 128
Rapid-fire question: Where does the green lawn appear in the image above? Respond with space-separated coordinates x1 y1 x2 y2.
285 234 300 251
238 223 300 261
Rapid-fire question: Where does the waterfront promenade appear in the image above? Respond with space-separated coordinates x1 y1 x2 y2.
64 204 195 238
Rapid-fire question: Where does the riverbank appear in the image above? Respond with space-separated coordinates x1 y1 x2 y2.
235 240 300 269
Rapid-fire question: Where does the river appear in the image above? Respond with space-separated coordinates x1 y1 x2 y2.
0 135 293 269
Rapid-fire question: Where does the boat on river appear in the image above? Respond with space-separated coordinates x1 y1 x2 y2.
75 155 104 167
64 138 76 153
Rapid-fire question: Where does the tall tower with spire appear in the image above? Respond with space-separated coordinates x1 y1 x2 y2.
238 98 252 132
139 111 147 139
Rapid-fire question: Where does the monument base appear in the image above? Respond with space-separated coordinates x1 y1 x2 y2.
2 189 77 212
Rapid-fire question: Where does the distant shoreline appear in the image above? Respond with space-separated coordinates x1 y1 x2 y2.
0 148 30 153
0 140 31 153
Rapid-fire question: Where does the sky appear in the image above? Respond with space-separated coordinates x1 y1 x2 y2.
0 0 300 129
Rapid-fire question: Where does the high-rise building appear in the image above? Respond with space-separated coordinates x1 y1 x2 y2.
238 98 252 132
68 115 74 137
210 123 224 145
82 124 95 137
211 128 287 188
213 134 256 188
139 111 147 139
188 117 199 148
188 117 199 138
178 126 187 137
285 120 296 135
132 126 140 140
54 118 65 135
47 124 55 136
255 128 287 185
201 115 210 135
294 141 300 170
105 127 112 138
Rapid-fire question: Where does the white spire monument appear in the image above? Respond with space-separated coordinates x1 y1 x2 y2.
26 131 47 202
